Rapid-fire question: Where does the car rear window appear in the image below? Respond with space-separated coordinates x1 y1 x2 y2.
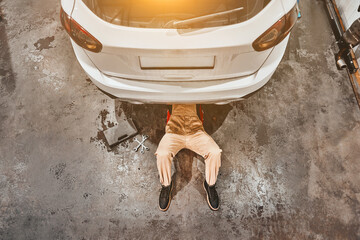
82 0 271 28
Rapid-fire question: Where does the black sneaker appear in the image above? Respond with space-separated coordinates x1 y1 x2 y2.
159 182 173 212
203 180 219 211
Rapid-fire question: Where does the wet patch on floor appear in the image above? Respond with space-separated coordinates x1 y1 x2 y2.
0 5 5 24
90 109 114 151
49 163 66 180
0 5 15 94
33 36 55 51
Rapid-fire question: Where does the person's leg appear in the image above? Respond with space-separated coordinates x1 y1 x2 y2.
186 131 222 186
186 131 222 210
155 133 185 186
156 133 185 211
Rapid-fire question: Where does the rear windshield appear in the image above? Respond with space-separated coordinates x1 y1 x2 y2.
82 0 271 28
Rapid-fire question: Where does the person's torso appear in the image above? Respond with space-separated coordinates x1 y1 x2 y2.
165 104 204 135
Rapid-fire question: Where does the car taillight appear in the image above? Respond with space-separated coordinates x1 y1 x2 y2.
60 7 102 53
252 4 298 51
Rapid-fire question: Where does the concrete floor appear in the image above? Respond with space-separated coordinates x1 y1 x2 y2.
1 0 360 239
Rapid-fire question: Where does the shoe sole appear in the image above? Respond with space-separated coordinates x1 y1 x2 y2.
203 182 219 211
159 183 173 212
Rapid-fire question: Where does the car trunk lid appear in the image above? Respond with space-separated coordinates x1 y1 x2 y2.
71 0 284 81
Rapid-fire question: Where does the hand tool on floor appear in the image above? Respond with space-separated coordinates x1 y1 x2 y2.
103 117 138 147
133 135 149 154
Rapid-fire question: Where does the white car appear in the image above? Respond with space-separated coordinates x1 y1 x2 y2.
60 0 298 104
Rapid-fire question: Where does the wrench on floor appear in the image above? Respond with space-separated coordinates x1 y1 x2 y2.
133 135 149 153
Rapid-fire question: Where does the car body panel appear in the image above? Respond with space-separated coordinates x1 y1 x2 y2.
61 0 75 15
281 0 297 12
71 35 290 104
70 0 289 82
85 46 273 81
62 0 297 103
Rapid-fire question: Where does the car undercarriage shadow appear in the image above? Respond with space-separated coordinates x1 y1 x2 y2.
116 100 232 198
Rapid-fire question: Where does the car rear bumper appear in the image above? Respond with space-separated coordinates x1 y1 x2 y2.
71 35 289 104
